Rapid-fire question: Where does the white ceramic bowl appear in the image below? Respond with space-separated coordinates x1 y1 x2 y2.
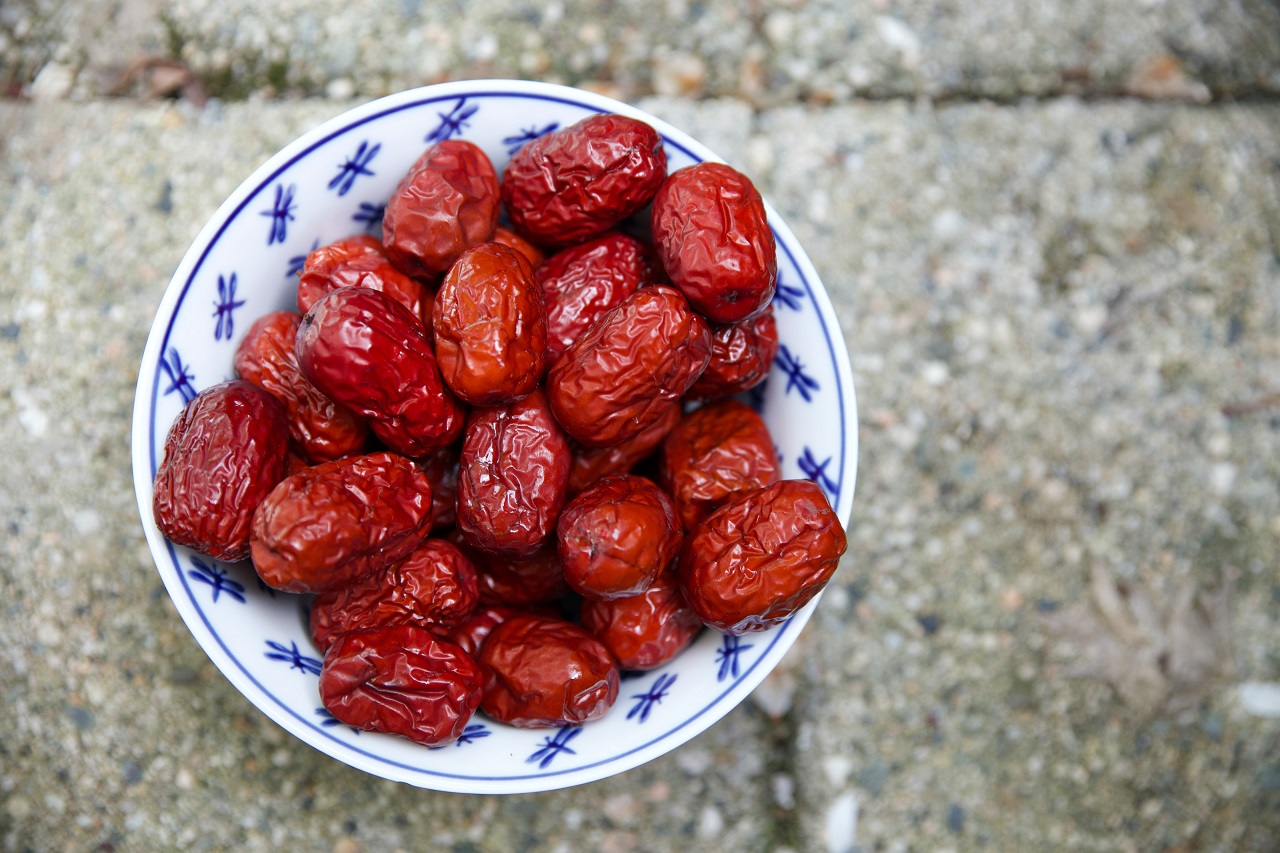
131 80 858 794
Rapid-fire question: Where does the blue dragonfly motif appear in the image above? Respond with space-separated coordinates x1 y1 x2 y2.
428 723 492 749
425 98 479 144
260 183 297 245
315 707 361 734
352 201 386 232
264 640 322 676
774 345 820 402
527 727 582 769
329 140 380 196
287 238 321 279
502 122 559 154
161 347 198 403
211 273 245 341
797 446 839 502
772 274 805 311
188 557 246 604
715 634 755 682
627 673 677 723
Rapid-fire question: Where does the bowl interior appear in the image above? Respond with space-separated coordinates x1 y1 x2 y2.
131 80 858 793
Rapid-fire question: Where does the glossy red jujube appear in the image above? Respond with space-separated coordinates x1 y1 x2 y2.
319 625 484 746
382 139 500 278
466 542 572 607
679 479 847 635
688 308 780 401
557 474 682 601
250 452 434 594
650 161 777 324
566 404 682 497
296 286 464 456
491 225 546 269
502 113 666 246
580 570 702 670
455 389 571 557
296 234 434 331
309 537 480 652
477 615 620 727
432 242 546 406
536 231 664 364
234 310 370 463
152 380 290 562
659 398 782 532
546 285 712 448
446 604 553 658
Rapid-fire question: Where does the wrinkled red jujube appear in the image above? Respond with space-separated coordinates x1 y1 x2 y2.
580 570 702 670
309 537 480 652
152 380 290 562
296 286 464 456
502 114 666 246
659 399 782 532
477 614 620 727
557 474 682 601
383 139 500 278
679 479 846 635
651 161 777 324
250 452 434 593
546 285 711 448
234 310 370 463
319 625 484 746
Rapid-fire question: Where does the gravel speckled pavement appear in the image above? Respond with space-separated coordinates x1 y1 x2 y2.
3 3 1280 851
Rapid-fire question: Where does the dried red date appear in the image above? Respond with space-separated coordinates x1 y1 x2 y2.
250 451 433 593
557 474 682 601
470 542 571 607
234 310 369 463
659 399 781 532
566 404 681 496
580 570 702 670
309 537 480 652
687 308 779 401
679 479 846 635
455 389 571 557
432 242 546 405
546 285 712 448
383 139 500 278
152 380 290 562
491 225 546 269
502 114 666 246
477 614 620 727
296 287 464 456
319 625 483 746
296 234 434 331
651 162 777 324
537 231 664 364
448 604 528 658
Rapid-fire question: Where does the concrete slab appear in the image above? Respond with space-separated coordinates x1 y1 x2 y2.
2 92 1279 851
3 0 1279 104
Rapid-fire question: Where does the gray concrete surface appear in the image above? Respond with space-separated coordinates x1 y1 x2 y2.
3 2 1280 851
4 0 1280 104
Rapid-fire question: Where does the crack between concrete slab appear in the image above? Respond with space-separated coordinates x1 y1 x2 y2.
758 704 803 851
5 82 1280 109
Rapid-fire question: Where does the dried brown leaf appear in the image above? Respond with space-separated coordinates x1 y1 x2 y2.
1041 563 1235 715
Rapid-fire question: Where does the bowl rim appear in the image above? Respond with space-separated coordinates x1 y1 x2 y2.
130 78 859 793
